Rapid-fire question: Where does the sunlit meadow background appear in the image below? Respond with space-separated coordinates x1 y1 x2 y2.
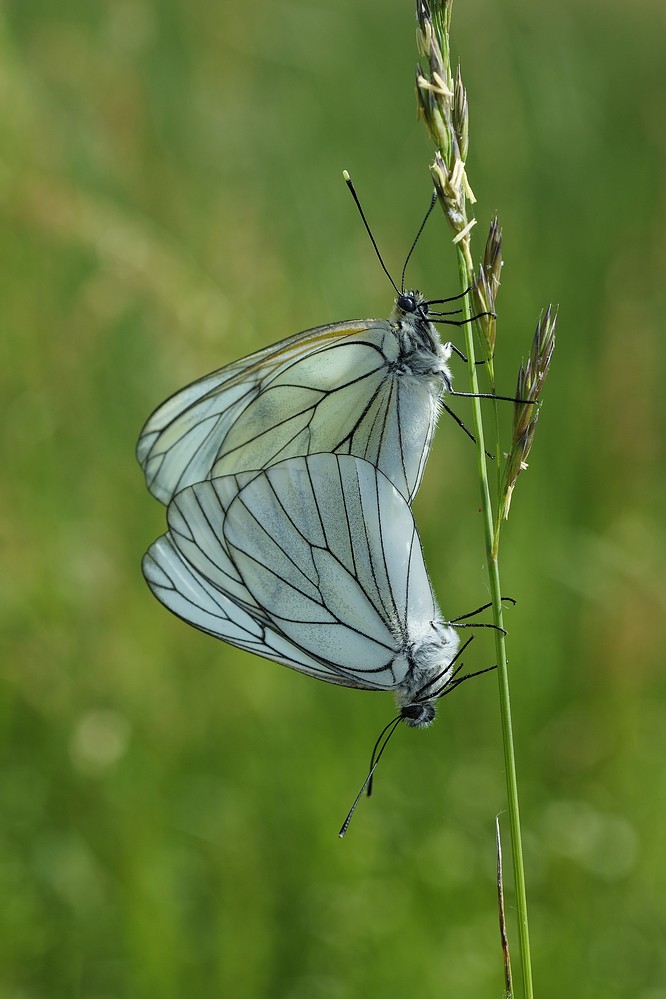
2 1 665 996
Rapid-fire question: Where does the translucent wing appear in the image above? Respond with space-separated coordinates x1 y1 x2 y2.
137 311 446 505
137 320 374 503
222 454 440 666
160 454 443 692
142 533 373 687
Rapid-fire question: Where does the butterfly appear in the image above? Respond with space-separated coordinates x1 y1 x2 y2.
135 289 467 508
142 453 462 727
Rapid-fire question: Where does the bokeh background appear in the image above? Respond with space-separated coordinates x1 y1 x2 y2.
2 0 665 996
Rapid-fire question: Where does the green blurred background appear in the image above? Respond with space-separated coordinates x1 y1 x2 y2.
2 0 664 996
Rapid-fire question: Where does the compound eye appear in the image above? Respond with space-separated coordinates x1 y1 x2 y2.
398 293 417 313
400 703 436 728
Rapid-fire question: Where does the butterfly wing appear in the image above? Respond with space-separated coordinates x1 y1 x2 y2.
137 320 375 504
166 467 261 613
137 318 441 504
145 454 446 692
171 454 438 691
142 533 373 687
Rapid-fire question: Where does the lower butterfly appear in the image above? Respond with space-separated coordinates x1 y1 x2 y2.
143 453 461 726
136 291 457 507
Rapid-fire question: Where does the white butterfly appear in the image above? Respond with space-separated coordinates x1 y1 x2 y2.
136 292 456 507
142 453 461 726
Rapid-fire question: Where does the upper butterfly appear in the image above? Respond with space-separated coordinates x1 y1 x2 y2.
136 290 454 505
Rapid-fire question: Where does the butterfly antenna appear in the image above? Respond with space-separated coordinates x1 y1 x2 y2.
400 188 438 293
343 170 399 296
338 714 403 839
365 711 403 799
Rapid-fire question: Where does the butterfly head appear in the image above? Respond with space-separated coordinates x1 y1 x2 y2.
399 702 437 729
395 289 429 321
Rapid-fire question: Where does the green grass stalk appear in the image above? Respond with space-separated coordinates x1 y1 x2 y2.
456 244 534 999
415 2 549 995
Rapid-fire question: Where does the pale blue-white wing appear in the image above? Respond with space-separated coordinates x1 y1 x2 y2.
137 319 377 504
167 468 261 612
137 317 441 505
142 533 377 687
210 339 439 504
357 372 439 508
137 367 257 506
166 464 400 685
213 454 441 690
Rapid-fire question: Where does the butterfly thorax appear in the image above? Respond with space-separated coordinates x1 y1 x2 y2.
394 623 460 726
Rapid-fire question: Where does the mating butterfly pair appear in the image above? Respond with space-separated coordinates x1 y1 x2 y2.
137 290 471 727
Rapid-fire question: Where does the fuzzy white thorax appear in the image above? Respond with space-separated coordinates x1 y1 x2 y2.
394 622 460 726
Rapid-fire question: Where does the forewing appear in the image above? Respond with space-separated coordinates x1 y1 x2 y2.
358 455 440 638
362 376 438 505
219 454 440 689
137 317 440 505
137 320 378 504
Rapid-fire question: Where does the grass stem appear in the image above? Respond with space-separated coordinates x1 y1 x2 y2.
416 4 547 992
455 244 534 999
